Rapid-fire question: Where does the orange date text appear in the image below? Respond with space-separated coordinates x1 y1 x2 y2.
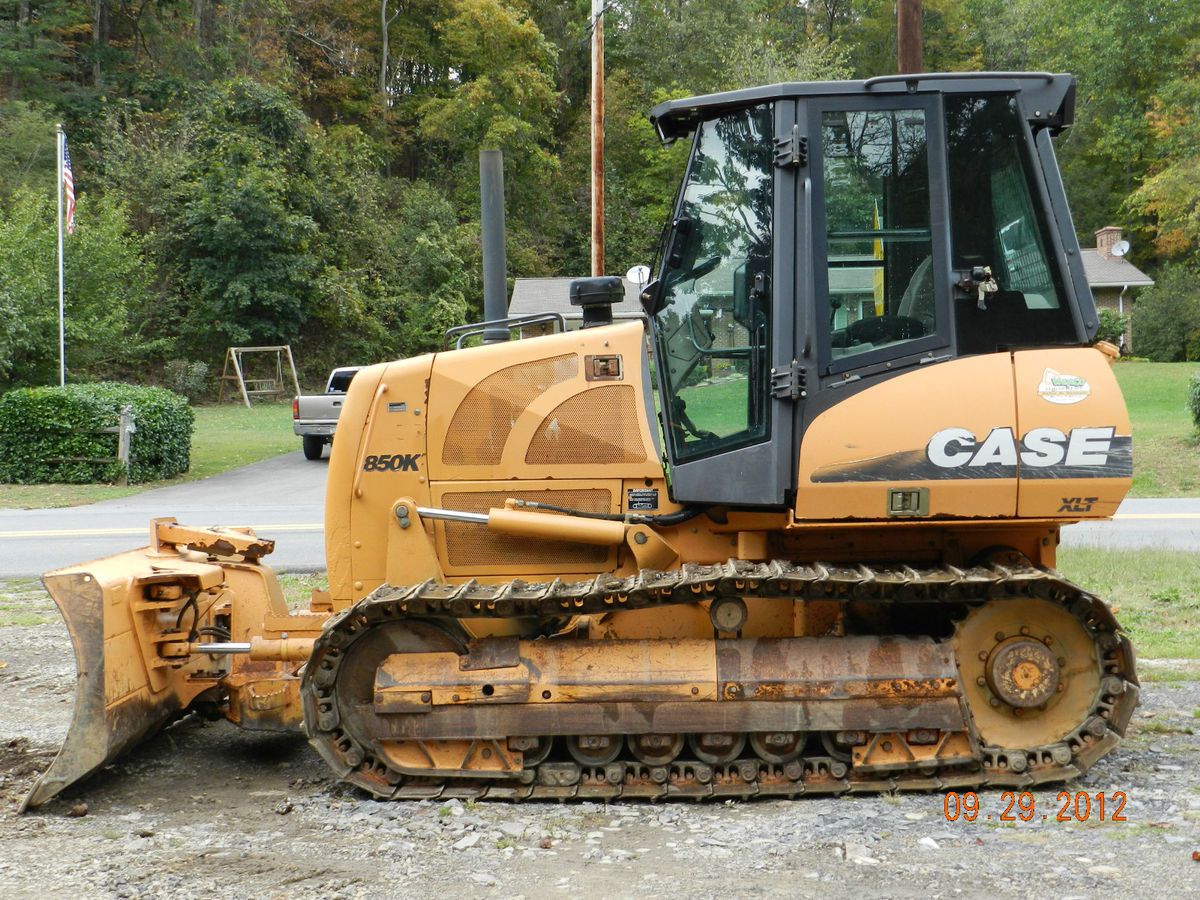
942 790 1128 823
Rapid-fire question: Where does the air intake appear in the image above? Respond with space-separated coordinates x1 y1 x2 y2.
570 276 624 328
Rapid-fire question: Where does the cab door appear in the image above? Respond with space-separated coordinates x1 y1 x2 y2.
655 101 800 507
793 93 1019 520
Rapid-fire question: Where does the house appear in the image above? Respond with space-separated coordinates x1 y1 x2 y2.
509 277 646 330
1080 226 1153 351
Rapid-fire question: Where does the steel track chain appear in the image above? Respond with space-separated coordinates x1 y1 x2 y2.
303 559 1140 801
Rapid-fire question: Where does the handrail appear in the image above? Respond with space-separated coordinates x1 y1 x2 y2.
442 313 568 350
863 71 1056 90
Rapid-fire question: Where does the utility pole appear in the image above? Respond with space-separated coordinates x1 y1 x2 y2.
590 0 605 276
897 0 923 74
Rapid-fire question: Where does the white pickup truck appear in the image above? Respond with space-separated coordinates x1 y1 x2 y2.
292 366 363 460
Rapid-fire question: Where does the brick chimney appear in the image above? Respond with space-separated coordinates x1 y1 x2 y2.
1095 226 1123 260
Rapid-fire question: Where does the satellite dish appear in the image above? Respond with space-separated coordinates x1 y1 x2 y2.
1111 239 1130 258
625 264 651 286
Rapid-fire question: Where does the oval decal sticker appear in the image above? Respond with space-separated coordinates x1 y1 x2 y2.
1037 367 1090 405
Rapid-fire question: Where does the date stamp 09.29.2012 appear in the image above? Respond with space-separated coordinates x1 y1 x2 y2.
943 790 1128 823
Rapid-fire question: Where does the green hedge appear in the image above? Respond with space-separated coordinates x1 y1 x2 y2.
0 383 194 484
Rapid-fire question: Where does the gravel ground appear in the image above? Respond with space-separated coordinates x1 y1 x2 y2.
1 608 1197 899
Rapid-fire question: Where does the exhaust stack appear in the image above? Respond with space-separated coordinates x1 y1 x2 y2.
479 149 508 344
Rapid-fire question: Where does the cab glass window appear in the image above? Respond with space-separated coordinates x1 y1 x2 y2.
821 107 935 363
653 105 773 462
945 95 1076 352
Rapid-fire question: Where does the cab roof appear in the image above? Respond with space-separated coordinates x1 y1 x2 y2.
648 72 1076 143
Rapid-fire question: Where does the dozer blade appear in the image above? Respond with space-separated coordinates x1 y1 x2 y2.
22 550 233 811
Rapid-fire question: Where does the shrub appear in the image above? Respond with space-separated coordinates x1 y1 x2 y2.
1189 373 1200 431
162 360 212 402
1095 308 1129 348
0 383 194 485
1130 265 1200 361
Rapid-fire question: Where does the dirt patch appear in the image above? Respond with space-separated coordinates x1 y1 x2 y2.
0 739 56 785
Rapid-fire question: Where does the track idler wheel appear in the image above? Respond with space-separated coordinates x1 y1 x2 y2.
303 617 467 796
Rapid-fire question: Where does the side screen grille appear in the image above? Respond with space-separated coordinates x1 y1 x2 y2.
526 385 647 465
442 355 578 466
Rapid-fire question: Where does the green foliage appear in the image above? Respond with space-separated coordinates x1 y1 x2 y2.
0 2 73 101
1125 36 1200 263
4 0 1198 394
1188 374 1200 431
597 78 693 278
1096 307 1130 348
1131 266 1200 362
0 384 194 485
166 79 322 355
420 0 558 160
299 175 475 368
0 188 156 387
162 361 213 402
91 82 476 382
965 0 1200 250
0 101 57 204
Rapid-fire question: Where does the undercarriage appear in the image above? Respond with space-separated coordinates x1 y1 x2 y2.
304 559 1138 800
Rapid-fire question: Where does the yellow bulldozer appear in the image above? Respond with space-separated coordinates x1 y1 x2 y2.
25 72 1138 808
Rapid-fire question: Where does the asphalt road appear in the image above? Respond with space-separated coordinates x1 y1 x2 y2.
0 456 1196 577
1059 496 1200 552
0 451 327 577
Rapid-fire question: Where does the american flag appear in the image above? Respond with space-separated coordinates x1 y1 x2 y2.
62 134 76 235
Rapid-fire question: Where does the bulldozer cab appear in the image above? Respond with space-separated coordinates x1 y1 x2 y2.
644 73 1097 507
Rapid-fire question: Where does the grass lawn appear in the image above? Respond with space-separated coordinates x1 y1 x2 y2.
677 375 751 437
0 571 327 628
1113 361 1200 497
0 402 297 509
1 550 1192 663
1057 547 1200 659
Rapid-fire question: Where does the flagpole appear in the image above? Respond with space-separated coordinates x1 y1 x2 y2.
55 123 65 387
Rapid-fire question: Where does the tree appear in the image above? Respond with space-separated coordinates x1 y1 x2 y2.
0 0 75 101
1125 36 1200 264
156 80 324 357
0 188 154 387
1130 266 1200 362
299 131 475 371
965 0 1200 261
417 0 558 183
0 99 56 203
